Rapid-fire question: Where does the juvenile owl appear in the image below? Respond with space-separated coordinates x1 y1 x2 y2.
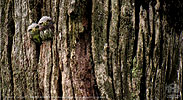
38 16 54 41
27 23 42 44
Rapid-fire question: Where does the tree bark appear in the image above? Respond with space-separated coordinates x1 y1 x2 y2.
1 0 183 100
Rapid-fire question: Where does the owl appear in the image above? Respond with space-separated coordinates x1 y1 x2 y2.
38 16 54 41
27 23 42 44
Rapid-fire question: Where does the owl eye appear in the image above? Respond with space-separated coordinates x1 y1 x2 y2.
28 29 32 32
35 26 39 29
47 20 51 22
39 22 43 25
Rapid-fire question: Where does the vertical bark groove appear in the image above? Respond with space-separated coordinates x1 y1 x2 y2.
107 0 111 47
6 0 15 99
106 0 114 99
140 23 147 100
133 0 140 59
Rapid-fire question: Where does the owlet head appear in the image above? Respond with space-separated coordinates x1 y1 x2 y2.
27 23 40 36
27 23 41 44
38 16 53 31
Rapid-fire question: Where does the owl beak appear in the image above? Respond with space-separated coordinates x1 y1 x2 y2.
43 22 48 26
32 28 36 32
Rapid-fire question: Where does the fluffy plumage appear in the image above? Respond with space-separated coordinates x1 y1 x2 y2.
38 16 54 41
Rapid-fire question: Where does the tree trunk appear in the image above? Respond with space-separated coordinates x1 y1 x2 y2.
1 0 183 100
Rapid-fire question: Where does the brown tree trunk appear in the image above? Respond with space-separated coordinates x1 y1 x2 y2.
1 0 183 100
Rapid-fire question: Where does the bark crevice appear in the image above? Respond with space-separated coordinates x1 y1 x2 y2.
6 0 15 98
133 0 141 59
107 0 111 77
